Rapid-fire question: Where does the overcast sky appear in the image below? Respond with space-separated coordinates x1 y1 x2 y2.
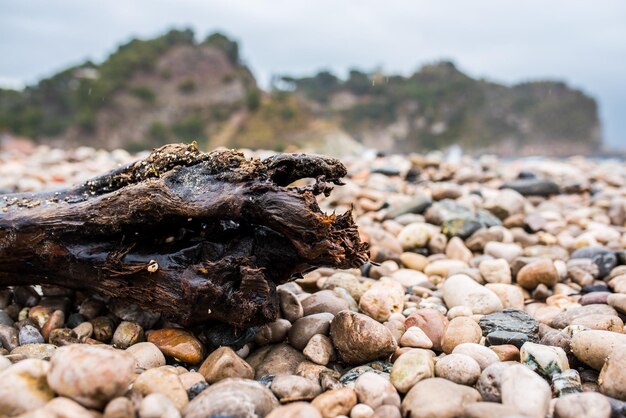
1 0 625 148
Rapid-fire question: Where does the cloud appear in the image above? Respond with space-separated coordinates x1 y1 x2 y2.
1 0 625 147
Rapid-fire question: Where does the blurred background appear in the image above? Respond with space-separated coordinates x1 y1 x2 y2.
1 0 625 156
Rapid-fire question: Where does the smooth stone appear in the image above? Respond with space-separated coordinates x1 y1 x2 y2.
302 290 351 316
580 291 610 305
452 343 500 370
48 327 80 346
442 274 503 315
198 346 254 383
385 317 406 343
278 288 305 323
490 344 520 361
103 396 136 418
271 374 322 402
484 188 526 219
476 362 512 402
385 196 432 219
435 353 481 385
599 344 626 401
500 178 559 196
112 321 145 349
466 228 504 252
571 246 617 279
183 378 279 418
365 227 403 263
371 405 401 418
479 259 512 284
389 349 434 393
359 280 404 322
484 283 524 310
147 329 204 364
516 258 559 289
251 343 306 377
298 361 334 383
461 402 520 418
607 293 626 314
179 371 206 391
0 324 21 351
351 403 375 418
40 310 64 341
73 322 93 341
288 313 334 350
400 252 429 271
0 358 54 416
47 344 135 408
500 364 551 418
484 242 523 263
266 402 323 418
399 326 433 349
423 259 468 277
551 304 619 329
311 387 357 418
303 334 336 365
354 372 397 409
445 236 473 263
397 223 432 250
90 316 115 343
553 392 612 418
390 269 430 288
609 274 626 293
486 331 529 348
322 273 366 301
133 366 189 411
441 316 482 354
11 343 56 360
126 341 167 369
330 311 397 365
401 377 481 418
520 341 569 377
571 330 626 370
139 393 181 418
19 324 45 345
538 323 571 352
24 397 94 418
570 313 624 332
404 308 449 351
28 306 54 328
255 319 292 345
478 309 539 341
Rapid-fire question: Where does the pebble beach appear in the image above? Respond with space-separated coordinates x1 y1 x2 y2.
1 145 626 418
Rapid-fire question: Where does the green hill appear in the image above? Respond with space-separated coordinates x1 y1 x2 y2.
0 29 601 156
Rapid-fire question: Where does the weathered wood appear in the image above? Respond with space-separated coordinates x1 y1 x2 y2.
0 143 368 327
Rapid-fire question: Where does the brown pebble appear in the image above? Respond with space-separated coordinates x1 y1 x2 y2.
147 328 204 364
490 344 520 361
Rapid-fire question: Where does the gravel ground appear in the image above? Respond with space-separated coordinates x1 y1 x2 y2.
1 145 625 418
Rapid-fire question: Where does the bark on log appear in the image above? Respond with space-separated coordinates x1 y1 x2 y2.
0 143 368 328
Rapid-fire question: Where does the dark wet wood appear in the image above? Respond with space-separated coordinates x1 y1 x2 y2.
0 143 368 327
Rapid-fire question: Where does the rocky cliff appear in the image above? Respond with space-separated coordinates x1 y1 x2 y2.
0 29 602 156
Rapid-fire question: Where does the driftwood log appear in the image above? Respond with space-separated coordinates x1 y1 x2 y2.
0 143 367 328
